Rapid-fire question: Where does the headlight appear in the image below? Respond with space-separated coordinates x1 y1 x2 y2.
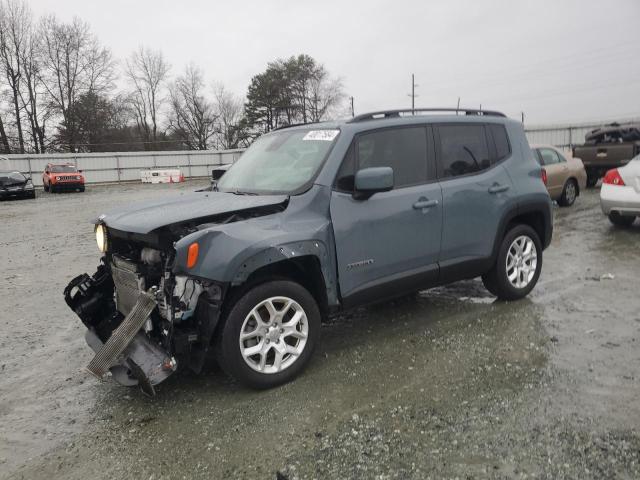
95 224 108 253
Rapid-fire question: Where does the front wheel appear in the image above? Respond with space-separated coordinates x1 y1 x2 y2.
216 280 320 389
482 224 542 301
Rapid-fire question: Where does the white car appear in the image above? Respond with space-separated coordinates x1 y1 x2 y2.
600 154 640 226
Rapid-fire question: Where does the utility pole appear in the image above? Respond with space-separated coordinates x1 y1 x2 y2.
350 96 354 117
407 74 419 114
456 97 460 114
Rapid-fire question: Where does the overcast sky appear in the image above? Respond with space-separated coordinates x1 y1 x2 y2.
29 0 640 125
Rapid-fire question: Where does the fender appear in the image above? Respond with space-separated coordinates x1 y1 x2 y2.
490 193 553 262
172 218 340 307
231 240 338 306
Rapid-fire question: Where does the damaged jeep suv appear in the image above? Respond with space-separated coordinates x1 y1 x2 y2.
65 108 552 395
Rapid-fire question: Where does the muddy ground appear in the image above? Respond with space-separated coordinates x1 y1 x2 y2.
1 182 639 479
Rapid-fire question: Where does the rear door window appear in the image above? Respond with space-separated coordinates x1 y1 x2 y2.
538 148 561 166
436 124 491 178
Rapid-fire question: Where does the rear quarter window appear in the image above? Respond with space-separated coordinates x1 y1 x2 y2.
488 124 511 161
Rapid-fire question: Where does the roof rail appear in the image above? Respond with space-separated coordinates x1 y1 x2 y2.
348 108 506 123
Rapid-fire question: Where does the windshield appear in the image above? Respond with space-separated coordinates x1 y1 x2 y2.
50 165 77 173
217 128 339 194
0 171 25 185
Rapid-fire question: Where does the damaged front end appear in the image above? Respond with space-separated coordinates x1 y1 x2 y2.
64 230 224 396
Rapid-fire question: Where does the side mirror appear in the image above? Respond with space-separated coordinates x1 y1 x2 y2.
78 169 83 173
44 170 49 174
354 167 393 199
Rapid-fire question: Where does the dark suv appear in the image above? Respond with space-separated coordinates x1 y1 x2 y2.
65 108 552 395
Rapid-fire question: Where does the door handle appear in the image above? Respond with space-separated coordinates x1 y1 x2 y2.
413 198 438 210
488 184 510 194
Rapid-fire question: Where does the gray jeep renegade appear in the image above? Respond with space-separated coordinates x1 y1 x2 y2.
64 108 552 395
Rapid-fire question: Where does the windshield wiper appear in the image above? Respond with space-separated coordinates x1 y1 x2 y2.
231 190 258 196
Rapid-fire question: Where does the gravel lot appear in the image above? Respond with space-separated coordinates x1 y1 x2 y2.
1 181 639 479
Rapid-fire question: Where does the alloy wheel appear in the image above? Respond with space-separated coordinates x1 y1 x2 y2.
506 235 538 289
238 296 309 374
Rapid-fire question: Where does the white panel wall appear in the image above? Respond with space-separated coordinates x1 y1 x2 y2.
4 149 244 187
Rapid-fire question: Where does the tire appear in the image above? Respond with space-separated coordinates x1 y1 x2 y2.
558 179 578 207
586 173 598 188
608 212 635 227
43 183 49 192
79 186 85 192
215 280 320 389
482 224 543 301
49 184 56 193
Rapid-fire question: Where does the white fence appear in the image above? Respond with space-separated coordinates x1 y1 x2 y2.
5 118 639 186
4 149 244 187
524 117 640 149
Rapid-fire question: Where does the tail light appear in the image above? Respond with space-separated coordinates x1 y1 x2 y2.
541 168 547 186
603 169 625 186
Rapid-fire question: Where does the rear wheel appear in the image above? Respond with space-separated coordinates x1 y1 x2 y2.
482 224 542 301
558 179 577 207
608 212 635 227
216 280 320 389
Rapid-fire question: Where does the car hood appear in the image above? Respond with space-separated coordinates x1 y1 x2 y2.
97 191 289 234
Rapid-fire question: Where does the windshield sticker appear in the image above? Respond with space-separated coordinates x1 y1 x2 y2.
303 130 339 141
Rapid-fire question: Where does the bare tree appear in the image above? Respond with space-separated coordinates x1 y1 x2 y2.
213 84 246 149
0 0 31 153
39 14 114 152
168 64 217 150
19 22 47 153
125 46 169 149
0 112 9 153
308 72 344 122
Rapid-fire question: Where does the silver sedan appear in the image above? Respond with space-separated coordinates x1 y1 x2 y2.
600 154 640 226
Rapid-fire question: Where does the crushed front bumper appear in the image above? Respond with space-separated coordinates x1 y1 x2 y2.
64 266 177 396
85 329 175 396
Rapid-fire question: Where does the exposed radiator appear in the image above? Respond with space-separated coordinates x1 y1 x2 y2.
111 255 145 316
86 290 157 379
